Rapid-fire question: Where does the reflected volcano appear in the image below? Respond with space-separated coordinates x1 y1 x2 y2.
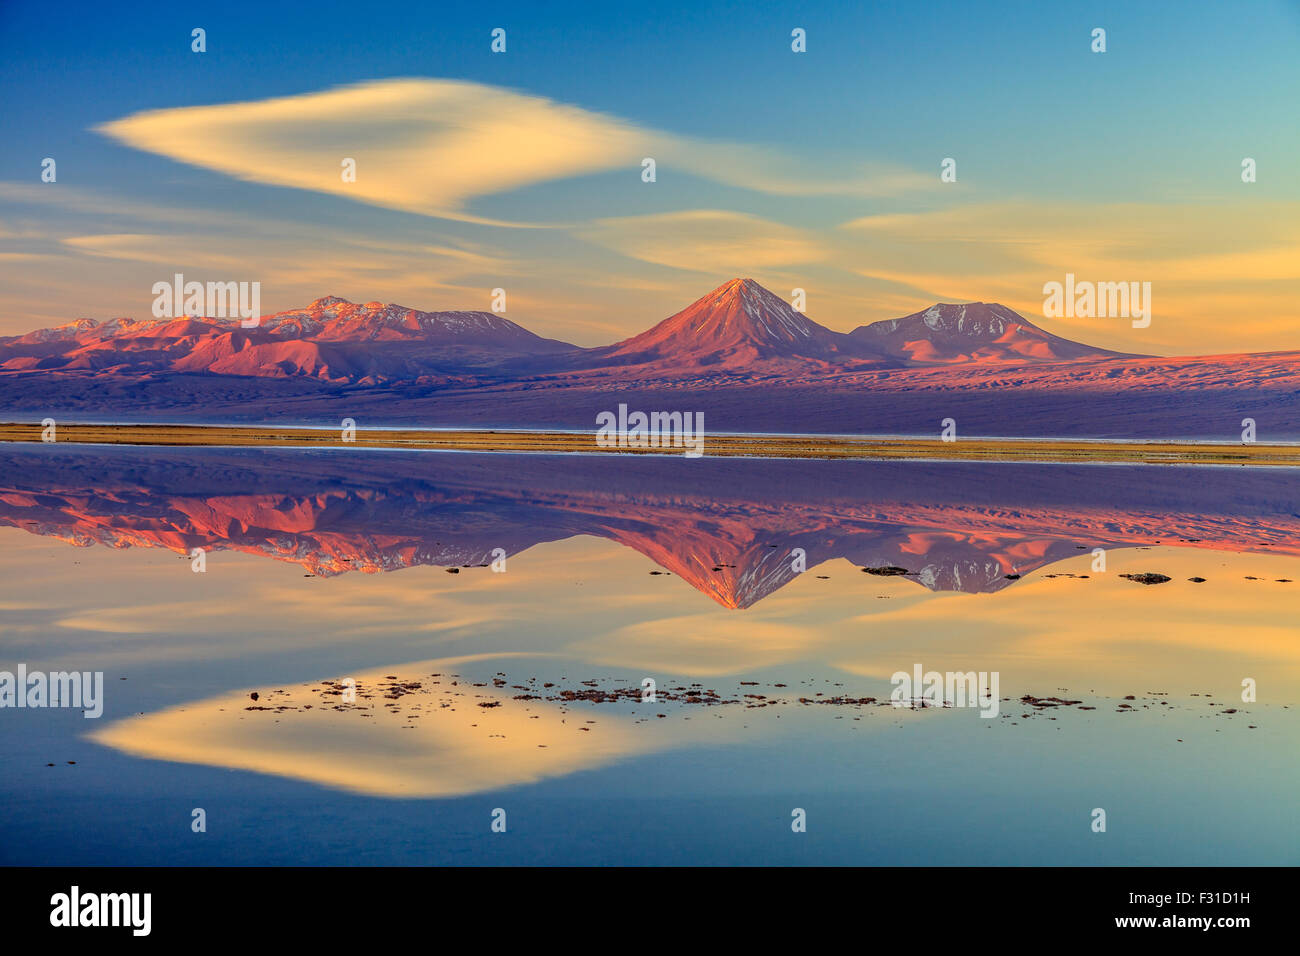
0 444 1297 608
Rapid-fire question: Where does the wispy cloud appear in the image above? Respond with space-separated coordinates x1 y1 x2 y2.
577 209 827 274
97 78 925 224
838 199 1300 353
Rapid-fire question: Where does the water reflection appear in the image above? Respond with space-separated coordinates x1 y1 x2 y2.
1 445 1297 608
2 445 1298 862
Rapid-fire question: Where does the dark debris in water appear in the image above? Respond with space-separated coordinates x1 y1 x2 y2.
226 673 1265 739
1120 572 1172 585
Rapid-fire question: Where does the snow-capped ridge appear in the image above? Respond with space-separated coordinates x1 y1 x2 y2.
848 301 1139 365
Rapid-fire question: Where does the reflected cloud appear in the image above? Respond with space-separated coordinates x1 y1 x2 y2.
92 656 748 797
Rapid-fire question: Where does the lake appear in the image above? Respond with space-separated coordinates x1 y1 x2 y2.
0 445 1296 865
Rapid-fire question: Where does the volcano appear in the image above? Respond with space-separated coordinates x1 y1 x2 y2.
846 302 1140 365
584 278 886 369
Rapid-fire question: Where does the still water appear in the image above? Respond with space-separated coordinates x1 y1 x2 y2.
0 445 1296 864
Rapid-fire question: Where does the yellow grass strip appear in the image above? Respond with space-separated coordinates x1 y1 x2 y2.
1 422 1297 466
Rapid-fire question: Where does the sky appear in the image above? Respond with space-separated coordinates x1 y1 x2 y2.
1 0 1298 353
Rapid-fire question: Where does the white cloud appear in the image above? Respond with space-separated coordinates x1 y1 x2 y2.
577 209 827 274
97 78 924 224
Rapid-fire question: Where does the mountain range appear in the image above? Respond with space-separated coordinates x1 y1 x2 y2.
0 278 1134 383
1 278 1296 439
0 294 574 383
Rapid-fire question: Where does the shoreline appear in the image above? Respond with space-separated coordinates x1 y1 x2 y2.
2 422 1298 466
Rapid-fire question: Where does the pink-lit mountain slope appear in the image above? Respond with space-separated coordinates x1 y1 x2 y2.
0 296 576 384
846 302 1141 365
582 277 887 370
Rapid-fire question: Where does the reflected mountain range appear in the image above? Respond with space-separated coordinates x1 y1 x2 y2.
1 445 1297 608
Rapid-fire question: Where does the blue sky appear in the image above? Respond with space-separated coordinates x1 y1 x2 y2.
1 0 1298 350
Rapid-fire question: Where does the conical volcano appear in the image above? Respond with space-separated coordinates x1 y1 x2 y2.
592 278 883 368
